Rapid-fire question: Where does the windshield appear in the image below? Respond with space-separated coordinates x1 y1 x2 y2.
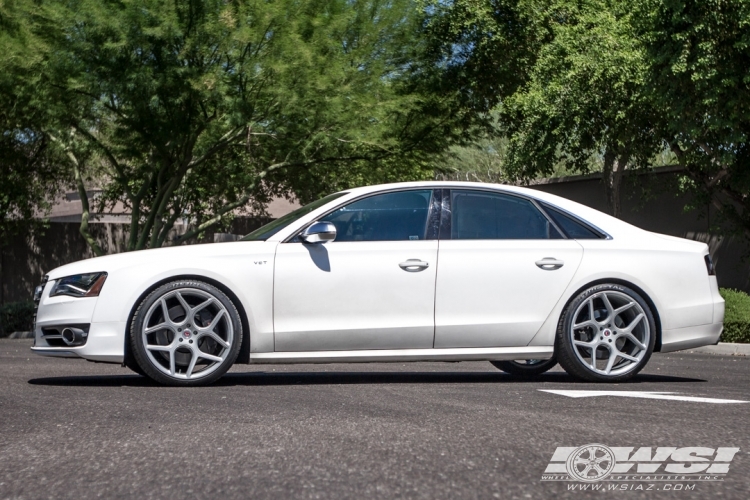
242 192 347 241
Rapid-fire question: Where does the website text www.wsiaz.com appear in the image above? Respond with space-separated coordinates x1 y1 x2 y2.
563 483 697 491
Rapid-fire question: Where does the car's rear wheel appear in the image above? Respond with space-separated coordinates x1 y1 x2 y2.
556 283 655 382
130 280 242 386
490 358 557 376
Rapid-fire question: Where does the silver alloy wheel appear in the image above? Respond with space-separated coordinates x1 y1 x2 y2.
141 288 234 380
569 290 650 376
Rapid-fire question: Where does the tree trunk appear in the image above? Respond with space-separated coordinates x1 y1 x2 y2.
73 160 104 257
602 150 628 218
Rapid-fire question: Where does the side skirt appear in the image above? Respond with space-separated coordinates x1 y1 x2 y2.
250 346 554 364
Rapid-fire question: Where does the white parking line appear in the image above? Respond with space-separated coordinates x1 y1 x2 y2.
539 390 749 404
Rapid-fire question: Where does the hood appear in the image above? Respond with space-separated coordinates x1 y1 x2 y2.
46 240 269 280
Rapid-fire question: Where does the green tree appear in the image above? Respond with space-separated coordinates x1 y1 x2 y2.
6 0 450 254
634 0 750 238
501 0 662 217
419 0 661 217
0 0 64 241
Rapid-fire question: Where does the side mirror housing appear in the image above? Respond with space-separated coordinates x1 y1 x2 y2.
299 221 337 244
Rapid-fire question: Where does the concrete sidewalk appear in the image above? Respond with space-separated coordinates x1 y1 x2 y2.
688 342 750 356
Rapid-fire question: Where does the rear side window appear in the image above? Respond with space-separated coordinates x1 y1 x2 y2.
450 190 562 240
541 202 603 239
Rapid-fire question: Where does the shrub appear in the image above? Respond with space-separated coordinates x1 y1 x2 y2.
0 301 35 338
719 288 750 343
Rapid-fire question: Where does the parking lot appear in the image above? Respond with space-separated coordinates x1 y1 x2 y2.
1 339 748 499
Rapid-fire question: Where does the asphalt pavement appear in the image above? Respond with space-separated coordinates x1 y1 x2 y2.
1 339 748 499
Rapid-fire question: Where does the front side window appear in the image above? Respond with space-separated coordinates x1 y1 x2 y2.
243 192 346 241
450 190 562 240
322 190 434 242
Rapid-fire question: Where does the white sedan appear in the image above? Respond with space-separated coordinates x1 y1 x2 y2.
31 181 724 385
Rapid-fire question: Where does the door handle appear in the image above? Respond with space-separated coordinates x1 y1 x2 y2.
399 259 430 271
535 257 564 270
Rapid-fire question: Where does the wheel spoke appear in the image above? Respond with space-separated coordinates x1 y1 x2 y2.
144 322 169 334
588 298 596 323
199 331 230 349
622 313 645 333
573 339 596 347
614 301 636 316
622 332 647 350
197 351 223 363
600 293 615 322
186 351 198 378
160 299 172 324
604 349 617 374
208 309 226 332
146 344 171 352
175 292 191 320
573 319 597 330
169 350 176 375
617 350 639 363
193 298 214 315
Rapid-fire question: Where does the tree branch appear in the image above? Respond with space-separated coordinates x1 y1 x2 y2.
187 125 247 169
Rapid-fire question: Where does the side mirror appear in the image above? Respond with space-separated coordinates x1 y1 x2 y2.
300 221 337 244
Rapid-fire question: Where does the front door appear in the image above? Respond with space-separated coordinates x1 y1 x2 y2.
434 189 584 348
274 189 439 351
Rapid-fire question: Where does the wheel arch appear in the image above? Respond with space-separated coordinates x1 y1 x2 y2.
562 277 663 352
123 274 251 369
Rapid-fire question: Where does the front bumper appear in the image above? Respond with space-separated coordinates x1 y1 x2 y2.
32 281 125 363
31 321 126 363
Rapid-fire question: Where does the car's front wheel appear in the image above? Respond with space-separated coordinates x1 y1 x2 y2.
490 358 557 376
129 280 242 386
556 283 655 382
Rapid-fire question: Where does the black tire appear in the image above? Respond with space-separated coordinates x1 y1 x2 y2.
123 356 146 377
491 358 557 376
556 283 656 382
129 279 242 386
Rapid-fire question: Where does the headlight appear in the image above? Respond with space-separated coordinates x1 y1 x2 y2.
50 272 108 298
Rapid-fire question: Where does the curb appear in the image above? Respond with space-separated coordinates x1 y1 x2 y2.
684 343 750 356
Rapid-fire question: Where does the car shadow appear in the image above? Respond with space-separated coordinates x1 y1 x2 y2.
28 371 706 387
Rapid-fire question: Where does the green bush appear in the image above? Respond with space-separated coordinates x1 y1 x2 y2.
719 288 750 343
0 301 35 337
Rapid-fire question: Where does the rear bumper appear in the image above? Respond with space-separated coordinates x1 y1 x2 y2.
659 321 723 353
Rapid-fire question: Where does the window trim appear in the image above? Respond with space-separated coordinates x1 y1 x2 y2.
441 188 567 241
284 187 442 243
536 200 611 240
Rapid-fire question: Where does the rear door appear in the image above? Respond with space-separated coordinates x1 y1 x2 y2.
434 189 584 348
